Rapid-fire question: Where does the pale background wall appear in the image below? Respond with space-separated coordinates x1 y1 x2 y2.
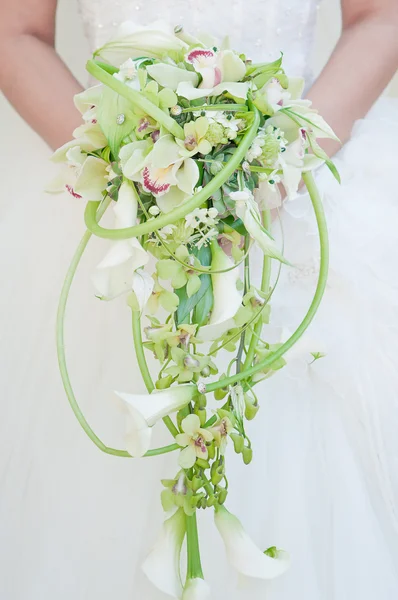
1 0 398 140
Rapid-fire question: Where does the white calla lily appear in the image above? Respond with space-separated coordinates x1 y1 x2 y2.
215 506 290 579
199 241 242 342
142 508 186 599
230 190 287 263
131 269 154 313
92 182 148 300
94 21 188 65
182 578 211 600
115 384 197 457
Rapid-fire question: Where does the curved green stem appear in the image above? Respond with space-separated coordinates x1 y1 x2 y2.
87 59 185 140
243 210 272 370
186 513 204 580
131 309 155 393
206 171 329 392
131 309 179 438
56 199 178 456
84 106 261 240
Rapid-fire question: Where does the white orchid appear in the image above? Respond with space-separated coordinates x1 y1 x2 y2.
177 48 249 100
47 142 109 201
268 102 339 143
115 384 197 457
230 190 287 262
142 508 186 599
214 506 290 579
199 241 242 342
124 135 199 213
74 84 103 123
94 21 188 66
113 57 140 90
278 130 325 199
176 414 214 468
182 578 211 600
254 76 305 115
91 182 149 300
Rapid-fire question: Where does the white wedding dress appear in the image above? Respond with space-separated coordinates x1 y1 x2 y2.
1 1 398 598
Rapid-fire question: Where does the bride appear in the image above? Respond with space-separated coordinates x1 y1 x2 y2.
1 0 398 598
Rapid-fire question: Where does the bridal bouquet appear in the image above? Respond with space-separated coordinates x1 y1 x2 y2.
50 22 339 598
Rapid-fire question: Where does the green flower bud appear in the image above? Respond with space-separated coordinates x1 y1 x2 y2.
199 497 207 509
211 460 225 485
192 476 203 493
155 375 173 390
244 393 260 420
206 495 216 507
194 406 207 426
207 441 216 460
217 487 228 505
214 387 228 401
195 394 207 409
190 493 205 508
242 446 253 465
230 433 244 454
196 458 210 470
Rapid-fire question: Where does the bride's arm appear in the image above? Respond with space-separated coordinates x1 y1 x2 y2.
0 0 83 149
307 0 398 156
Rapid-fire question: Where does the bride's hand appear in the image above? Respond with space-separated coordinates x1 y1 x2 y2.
306 0 398 156
0 0 83 149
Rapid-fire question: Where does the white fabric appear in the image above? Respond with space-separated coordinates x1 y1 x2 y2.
1 1 398 599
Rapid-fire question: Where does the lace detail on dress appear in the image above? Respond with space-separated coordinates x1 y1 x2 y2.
77 0 322 81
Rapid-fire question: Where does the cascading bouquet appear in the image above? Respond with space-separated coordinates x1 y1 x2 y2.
49 22 339 599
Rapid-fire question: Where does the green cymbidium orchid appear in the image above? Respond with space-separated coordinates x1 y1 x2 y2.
176 414 214 468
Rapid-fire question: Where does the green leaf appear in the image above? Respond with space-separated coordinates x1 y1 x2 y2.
221 215 247 236
97 86 135 158
307 136 341 184
175 245 213 326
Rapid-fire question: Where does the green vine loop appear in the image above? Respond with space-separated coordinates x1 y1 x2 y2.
205 170 329 391
56 198 179 457
84 104 261 240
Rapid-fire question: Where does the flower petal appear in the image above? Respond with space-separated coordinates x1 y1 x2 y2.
131 269 154 312
74 156 109 201
215 506 290 579
176 158 199 195
181 413 201 436
179 445 197 469
199 241 242 342
147 63 199 90
142 508 186 598
182 578 211 600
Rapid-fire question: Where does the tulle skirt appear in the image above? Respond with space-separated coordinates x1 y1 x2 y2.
1 97 398 599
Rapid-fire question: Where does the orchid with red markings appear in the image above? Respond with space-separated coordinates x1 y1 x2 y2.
51 22 338 599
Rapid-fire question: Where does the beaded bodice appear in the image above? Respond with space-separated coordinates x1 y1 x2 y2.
77 0 322 82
